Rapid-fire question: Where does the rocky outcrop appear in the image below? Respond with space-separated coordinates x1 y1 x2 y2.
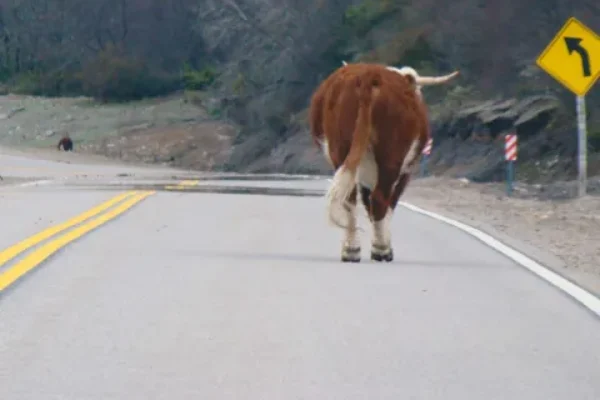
427 95 566 182
440 95 560 141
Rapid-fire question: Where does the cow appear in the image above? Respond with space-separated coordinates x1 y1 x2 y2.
309 62 458 263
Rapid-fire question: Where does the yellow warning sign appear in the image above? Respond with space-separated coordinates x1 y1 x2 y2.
536 17 600 96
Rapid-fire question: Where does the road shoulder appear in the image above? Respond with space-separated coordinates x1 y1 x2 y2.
404 177 600 296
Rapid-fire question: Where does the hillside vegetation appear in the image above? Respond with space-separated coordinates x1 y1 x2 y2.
0 0 598 181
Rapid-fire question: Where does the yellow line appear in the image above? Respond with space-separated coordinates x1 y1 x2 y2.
165 179 199 190
0 191 155 292
164 186 190 190
178 180 199 186
0 191 137 267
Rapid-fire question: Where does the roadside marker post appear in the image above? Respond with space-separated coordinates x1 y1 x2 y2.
536 16 600 197
420 138 433 177
505 134 517 196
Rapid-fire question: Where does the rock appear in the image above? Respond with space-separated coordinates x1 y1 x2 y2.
0 106 24 120
243 128 330 174
426 94 563 182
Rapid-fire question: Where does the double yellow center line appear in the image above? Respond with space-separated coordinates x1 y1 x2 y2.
0 190 155 293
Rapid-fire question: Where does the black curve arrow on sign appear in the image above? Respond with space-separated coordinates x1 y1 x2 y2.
564 36 591 77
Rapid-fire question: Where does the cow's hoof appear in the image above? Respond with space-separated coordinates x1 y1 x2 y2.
341 246 361 262
371 246 393 262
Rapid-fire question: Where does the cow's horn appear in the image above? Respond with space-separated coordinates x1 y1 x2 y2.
416 71 460 85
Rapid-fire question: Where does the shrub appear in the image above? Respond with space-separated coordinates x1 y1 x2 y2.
342 0 396 36
78 45 177 102
182 63 219 91
9 70 83 97
232 73 246 95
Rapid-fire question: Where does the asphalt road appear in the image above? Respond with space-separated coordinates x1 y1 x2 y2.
1 152 600 399
0 146 199 183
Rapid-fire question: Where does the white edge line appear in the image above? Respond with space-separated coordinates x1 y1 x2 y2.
17 179 55 187
0 179 55 189
398 200 600 317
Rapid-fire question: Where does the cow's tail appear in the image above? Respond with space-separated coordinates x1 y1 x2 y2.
325 73 379 229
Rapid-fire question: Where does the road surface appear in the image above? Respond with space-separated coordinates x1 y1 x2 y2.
1 151 600 399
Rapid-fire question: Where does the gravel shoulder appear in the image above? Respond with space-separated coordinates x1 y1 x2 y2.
404 177 600 295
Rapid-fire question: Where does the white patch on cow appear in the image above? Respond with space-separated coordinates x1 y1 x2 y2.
388 66 418 79
386 66 423 99
320 139 333 166
325 165 356 229
371 208 392 252
356 149 378 190
390 173 403 199
400 138 420 174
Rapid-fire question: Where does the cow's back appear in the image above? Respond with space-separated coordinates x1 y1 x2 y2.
309 63 429 171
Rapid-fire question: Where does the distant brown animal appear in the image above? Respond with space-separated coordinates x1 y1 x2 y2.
57 135 73 151
309 62 458 262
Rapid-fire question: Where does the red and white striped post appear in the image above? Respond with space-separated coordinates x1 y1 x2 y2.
420 138 433 177
504 134 517 195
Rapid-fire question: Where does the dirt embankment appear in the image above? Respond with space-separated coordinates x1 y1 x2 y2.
0 92 238 171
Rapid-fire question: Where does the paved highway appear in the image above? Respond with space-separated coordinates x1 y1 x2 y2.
1 151 600 399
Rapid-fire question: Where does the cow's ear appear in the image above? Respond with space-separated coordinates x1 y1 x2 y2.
404 74 417 91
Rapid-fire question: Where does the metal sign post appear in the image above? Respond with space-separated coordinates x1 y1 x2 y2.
576 95 587 196
577 96 587 197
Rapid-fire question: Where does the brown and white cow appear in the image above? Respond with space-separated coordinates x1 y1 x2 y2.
309 62 458 263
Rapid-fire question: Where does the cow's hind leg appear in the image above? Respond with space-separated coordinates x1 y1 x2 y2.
369 174 395 262
341 186 361 262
